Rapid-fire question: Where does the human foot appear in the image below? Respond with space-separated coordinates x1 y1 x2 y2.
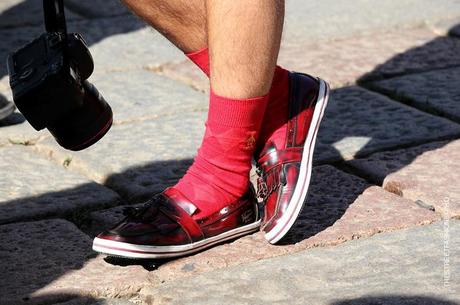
256 72 330 244
93 87 268 257
184 49 330 244
172 90 267 220
93 186 260 258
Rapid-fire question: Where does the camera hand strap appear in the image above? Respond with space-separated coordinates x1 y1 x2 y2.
43 0 67 36
43 0 70 71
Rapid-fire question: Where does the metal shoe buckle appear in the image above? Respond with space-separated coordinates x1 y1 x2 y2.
257 176 268 200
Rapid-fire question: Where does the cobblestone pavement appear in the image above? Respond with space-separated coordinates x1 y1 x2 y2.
0 1 459 304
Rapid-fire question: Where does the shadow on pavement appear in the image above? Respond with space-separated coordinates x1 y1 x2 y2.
330 295 459 305
448 24 460 38
0 159 193 304
0 4 459 303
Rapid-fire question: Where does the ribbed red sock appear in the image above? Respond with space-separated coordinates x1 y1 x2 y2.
257 66 289 152
186 47 210 76
173 89 268 219
185 48 289 154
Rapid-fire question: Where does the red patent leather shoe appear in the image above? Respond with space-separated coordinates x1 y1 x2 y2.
92 187 260 259
256 73 330 244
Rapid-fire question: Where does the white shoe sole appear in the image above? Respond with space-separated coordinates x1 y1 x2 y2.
264 78 330 244
93 220 261 259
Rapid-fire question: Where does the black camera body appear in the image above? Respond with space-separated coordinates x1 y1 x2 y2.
7 0 112 151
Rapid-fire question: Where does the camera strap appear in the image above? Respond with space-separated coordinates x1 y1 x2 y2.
43 0 70 71
43 0 67 36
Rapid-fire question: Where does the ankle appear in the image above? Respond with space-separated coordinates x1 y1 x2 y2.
256 66 290 152
172 90 268 218
185 47 210 76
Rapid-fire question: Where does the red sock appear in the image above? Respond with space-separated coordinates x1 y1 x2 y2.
185 48 289 154
186 47 210 76
257 66 289 152
173 89 268 219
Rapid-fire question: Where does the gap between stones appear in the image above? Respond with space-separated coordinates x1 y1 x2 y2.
360 80 460 125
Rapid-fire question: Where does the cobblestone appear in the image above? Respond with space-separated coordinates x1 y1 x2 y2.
349 139 460 217
315 87 460 162
0 219 151 305
281 31 460 87
428 17 460 37
284 0 460 42
89 70 207 124
35 113 205 200
0 15 183 87
0 112 46 147
159 29 460 91
281 166 438 246
370 67 460 122
67 16 183 76
141 221 460 305
0 146 120 224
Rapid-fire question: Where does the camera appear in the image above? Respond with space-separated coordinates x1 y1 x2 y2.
7 0 112 151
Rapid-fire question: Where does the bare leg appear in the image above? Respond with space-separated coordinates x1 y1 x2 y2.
207 0 284 98
121 0 207 53
122 1 284 97
122 0 288 153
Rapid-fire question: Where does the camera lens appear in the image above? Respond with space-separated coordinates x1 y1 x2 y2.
48 81 112 151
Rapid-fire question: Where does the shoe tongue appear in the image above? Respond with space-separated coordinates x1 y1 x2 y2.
163 188 198 216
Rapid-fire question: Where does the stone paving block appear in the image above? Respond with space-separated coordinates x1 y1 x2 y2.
35 113 206 200
154 60 209 93
0 15 183 87
66 16 183 76
349 140 460 218
54 297 137 305
0 0 80 28
89 165 436 287
0 111 48 148
369 67 460 122
428 17 460 37
159 29 460 96
280 30 460 88
140 221 460 305
0 219 150 305
65 0 130 18
315 86 460 162
280 166 438 246
88 70 207 124
0 146 120 224
284 0 460 43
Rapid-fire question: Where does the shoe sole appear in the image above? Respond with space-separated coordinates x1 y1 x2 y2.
264 78 330 244
92 220 261 259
